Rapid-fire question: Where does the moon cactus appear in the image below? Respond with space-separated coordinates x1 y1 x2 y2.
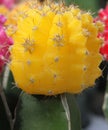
10 0 102 95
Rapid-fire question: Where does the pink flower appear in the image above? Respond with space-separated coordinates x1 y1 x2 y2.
0 15 7 25
0 0 15 9
97 5 108 61
100 43 108 60
0 15 13 73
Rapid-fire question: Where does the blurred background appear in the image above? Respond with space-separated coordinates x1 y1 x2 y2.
65 0 107 15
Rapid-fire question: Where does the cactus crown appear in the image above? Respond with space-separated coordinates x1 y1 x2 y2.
10 0 102 95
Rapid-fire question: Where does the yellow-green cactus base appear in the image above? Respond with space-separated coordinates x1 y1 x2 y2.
10 0 102 95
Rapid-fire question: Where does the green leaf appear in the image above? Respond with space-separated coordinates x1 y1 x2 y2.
14 93 81 130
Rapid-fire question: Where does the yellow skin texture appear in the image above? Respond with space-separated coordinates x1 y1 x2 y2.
5 2 31 36
0 6 8 15
10 1 102 95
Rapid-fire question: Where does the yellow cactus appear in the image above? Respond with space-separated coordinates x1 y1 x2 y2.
0 5 8 15
5 1 31 36
10 0 102 95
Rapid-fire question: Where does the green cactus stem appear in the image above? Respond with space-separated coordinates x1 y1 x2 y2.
13 93 81 130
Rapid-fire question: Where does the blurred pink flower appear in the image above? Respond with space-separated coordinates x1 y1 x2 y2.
0 15 7 25
0 0 15 9
0 15 13 73
96 5 108 61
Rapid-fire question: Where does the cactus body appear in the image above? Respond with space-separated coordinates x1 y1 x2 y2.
10 0 102 95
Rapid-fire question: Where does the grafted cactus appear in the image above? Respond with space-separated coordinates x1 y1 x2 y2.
0 0 104 130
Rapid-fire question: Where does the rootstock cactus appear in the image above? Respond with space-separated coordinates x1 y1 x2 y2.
10 0 103 95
